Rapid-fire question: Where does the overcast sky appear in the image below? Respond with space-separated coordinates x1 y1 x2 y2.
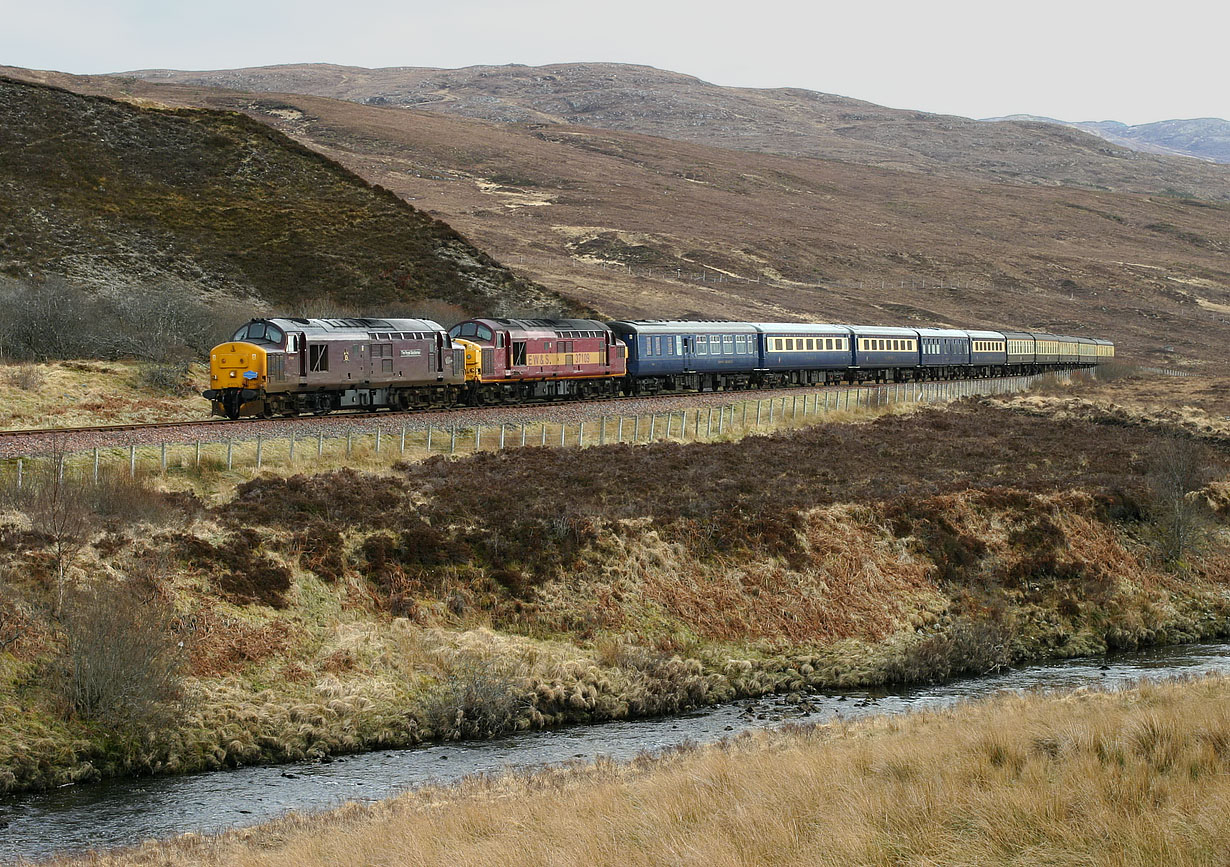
4 0 1227 125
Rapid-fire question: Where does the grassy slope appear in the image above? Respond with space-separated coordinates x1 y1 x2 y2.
2 378 1229 793
55 675 1230 866
0 76 561 314
0 361 205 429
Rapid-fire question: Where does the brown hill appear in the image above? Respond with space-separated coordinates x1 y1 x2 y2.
116 62 1230 202
0 75 561 315
4 66 1229 368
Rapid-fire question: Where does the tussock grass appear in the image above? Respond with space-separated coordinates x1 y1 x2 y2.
60 675 1230 866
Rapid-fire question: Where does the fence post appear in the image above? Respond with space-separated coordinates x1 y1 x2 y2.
375 428 382 455
521 423 527 447
665 413 672 438
16 459 21 490
618 416 624 442
400 425 406 454
719 406 726 436
541 423 547 447
560 423 566 447
476 427 482 450
499 424 506 450
131 444 137 477
451 425 457 454
634 416 641 441
346 431 353 458
600 416 606 445
290 432 296 463
707 407 714 438
196 440 201 467
757 400 763 427
93 448 100 483
225 440 232 471
426 425 433 452
318 432 324 458
160 443 166 474
768 400 775 424
742 402 748 427
579 422 585 447
649 414 657 441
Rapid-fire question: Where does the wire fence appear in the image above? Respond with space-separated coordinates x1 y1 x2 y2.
0 370 1092 486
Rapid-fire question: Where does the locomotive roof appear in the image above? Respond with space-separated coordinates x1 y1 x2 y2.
470 318 609 331
263 317 446 335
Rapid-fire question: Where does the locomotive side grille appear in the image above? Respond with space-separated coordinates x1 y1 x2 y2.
481 347 495 377
269 354 285 382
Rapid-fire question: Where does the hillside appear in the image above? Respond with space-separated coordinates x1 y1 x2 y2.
0 76 561 314
988 115 1230 165
4 67 1230 367
116 62 1230 201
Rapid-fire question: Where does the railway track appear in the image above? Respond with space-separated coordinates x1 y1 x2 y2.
0 378 964 441
0 369 1092 456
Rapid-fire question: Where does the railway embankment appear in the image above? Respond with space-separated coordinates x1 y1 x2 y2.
2 397 1230 793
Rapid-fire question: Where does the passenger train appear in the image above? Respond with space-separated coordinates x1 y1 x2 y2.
203 316 1114 419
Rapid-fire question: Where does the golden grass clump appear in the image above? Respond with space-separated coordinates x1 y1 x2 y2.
55 675 1230 867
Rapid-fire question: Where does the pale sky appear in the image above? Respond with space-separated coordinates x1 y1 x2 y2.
3 0 1227 125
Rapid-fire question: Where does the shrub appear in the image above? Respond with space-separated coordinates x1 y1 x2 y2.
136 362 195 396
1146 436 1213 566
53 580 186 731
414 653 528 739
1 364 46 390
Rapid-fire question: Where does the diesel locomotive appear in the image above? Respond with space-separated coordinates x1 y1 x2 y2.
204 316 1113 419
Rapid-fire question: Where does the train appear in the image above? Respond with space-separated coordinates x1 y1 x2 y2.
203 316 1115 419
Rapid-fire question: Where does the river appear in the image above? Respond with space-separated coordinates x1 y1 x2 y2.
3 641 1228 862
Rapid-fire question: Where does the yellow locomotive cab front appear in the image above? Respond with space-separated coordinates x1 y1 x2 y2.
203 341 269 418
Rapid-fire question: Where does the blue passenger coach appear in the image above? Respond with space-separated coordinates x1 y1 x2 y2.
755 323 854 385
606 320 760 393
850 326 920 381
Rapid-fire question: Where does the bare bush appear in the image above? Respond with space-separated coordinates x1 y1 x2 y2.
0 275 251 363
54 579 185 729
1147 436 1212 566
2 364 46 390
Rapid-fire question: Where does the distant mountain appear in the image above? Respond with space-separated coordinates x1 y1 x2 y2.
985 115 1230 164
116 62 1230 201
0 76 560 313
